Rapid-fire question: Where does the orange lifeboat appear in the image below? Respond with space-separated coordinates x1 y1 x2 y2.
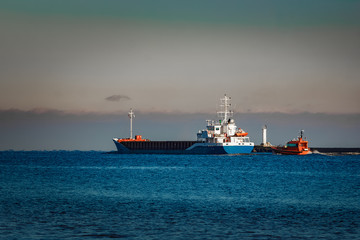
235 132 248 137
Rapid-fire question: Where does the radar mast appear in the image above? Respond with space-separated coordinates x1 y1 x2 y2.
217 94 233 124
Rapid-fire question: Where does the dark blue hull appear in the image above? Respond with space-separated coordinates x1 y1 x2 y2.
113 140 254 154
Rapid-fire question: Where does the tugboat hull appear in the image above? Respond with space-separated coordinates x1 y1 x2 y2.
272 147 310 155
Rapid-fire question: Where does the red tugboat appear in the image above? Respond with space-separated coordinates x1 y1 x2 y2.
272 130 311 155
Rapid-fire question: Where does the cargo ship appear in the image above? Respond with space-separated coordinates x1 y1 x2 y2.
113 94 255 154
271 130 311 155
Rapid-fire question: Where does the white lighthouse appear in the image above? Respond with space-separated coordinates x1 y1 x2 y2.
262 125 267 145
261 125 271 146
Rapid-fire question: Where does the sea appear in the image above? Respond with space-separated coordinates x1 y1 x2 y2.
0 151 359 239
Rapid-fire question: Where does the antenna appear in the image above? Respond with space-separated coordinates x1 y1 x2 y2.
217 94 233 123
128 108 135 139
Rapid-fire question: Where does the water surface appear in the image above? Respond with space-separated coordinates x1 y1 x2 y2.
1 151 359 239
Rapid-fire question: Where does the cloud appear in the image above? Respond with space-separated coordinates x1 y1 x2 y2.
105 95 131 102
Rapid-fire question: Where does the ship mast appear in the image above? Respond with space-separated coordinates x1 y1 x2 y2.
217 94 233 124
128 108 135 139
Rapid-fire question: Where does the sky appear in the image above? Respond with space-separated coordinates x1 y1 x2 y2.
1 0 360 150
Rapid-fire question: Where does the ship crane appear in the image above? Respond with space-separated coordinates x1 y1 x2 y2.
128 108 135 139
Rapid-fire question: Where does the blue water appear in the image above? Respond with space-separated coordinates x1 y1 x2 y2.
0 151 359 239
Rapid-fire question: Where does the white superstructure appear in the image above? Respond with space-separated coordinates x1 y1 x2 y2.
196 94 254 148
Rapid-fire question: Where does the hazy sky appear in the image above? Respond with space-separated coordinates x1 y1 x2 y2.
1 0 360 150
